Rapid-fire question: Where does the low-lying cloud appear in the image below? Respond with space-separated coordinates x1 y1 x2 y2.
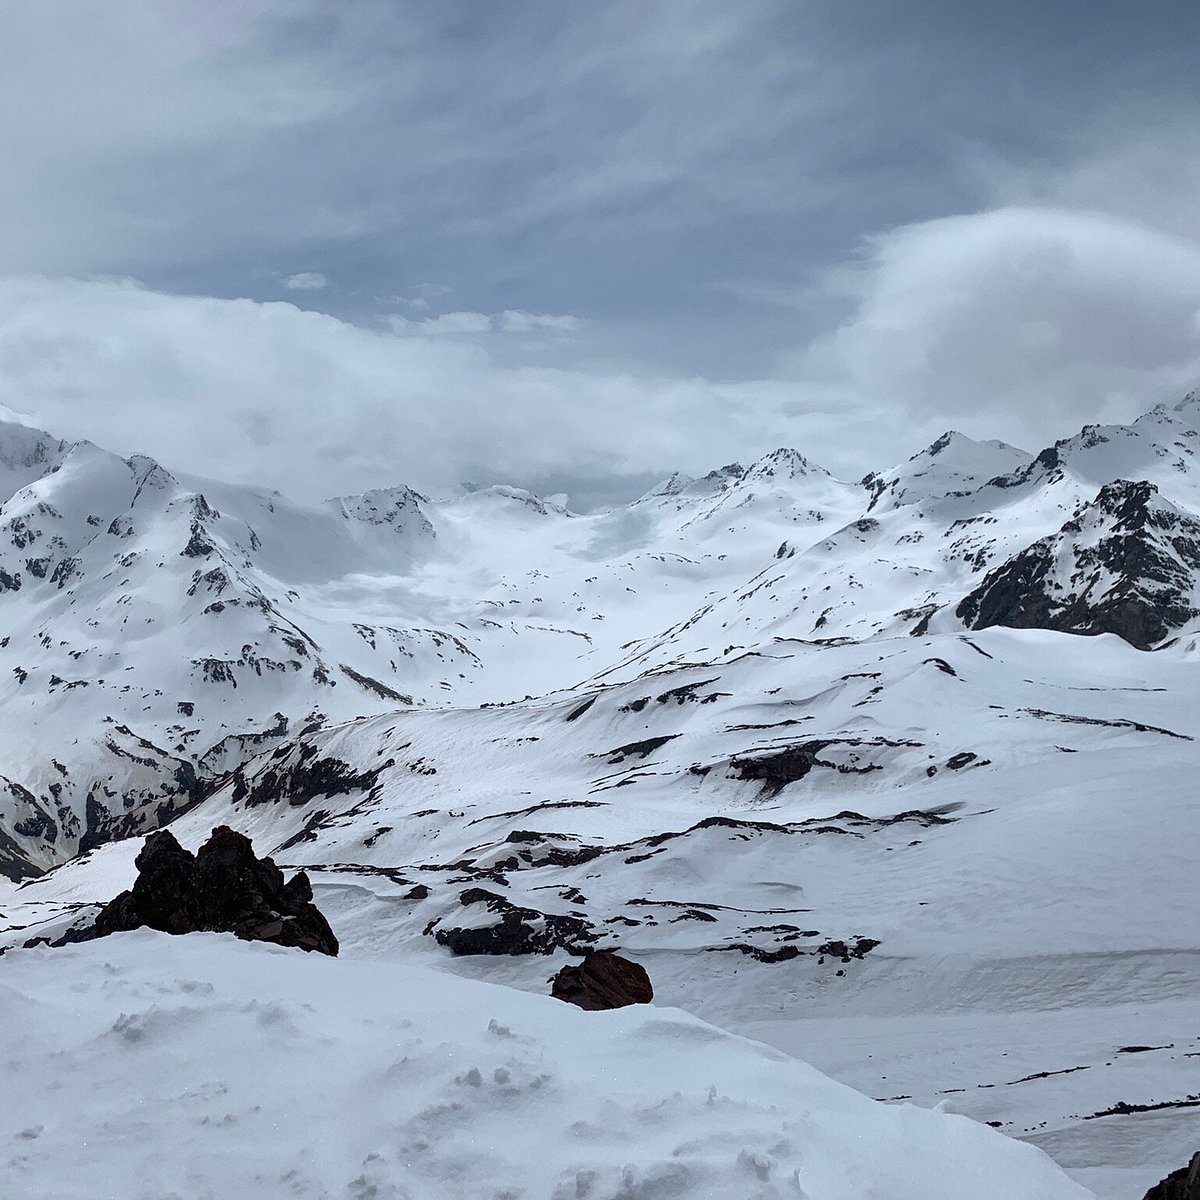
0 276 811 507
803 206 1200 447
1 205 1198 508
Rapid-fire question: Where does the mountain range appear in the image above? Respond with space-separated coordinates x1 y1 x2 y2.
2 393 1200 1197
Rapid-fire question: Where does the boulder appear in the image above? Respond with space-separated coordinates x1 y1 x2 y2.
551 950 653 1010
87 826 338 955
1144 1152 1200 1200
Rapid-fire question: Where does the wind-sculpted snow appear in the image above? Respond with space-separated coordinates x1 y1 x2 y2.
0 933 1090 1200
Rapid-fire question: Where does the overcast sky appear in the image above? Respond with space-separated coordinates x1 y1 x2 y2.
3 1 1200 507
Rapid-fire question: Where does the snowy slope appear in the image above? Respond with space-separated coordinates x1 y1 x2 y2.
0 932 1088 1200
4 395 1200 875
3 395 1200 1195
0 419 871 874
6 625 1197 1197
0 423 484 875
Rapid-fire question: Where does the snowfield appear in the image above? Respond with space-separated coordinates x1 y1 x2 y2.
1 932 1091 1200
3 394 1200 1198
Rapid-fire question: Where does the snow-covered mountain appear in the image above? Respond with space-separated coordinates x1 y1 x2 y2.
3 394 1200 1196
2 393 1199 871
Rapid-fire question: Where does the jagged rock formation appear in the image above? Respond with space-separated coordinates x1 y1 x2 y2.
551 950 654 1010
82 826 338 955
958 480 1200 648
1144 1152 1200 1200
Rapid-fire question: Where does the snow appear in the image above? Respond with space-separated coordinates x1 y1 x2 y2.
3 394 1200 1197
0 931 1089 1200
2 395 1197 872
6 626 1197 1196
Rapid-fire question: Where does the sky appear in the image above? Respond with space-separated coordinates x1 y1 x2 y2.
3 1 1200 507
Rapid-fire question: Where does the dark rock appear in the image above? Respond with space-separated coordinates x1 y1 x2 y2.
230 750 387 809
1143 1152 1200 1200
180 522 216 558
604 735 677 764
505 829 548 844
80 826 338 955
551 951 654 1010
429 887 597 956
730 738 917 797
338 662 412 704
958 480 1200 649
712 942 804 964
564 695 597 722
655 678 724 706
817 937 881 962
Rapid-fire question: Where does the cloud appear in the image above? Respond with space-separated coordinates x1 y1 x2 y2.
390 311 493 336
0 276 814 507
2 209 1197 511
284 272 328 291
0 1 368 275
798 207 1200 446
388 310 580 337
497 311 580 334
0 2 884 294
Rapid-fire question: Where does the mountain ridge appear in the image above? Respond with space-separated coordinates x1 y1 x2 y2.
3 393 1200 1194
0 394 1198 878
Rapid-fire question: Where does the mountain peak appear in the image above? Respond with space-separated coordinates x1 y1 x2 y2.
920 430 966 459
869 431 1032 510
743 447 826 482
459 484 574 517
335 485 435 536
637 471 696 502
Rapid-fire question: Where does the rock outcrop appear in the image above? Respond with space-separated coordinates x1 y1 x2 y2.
84 826 338 955
1144 1152 1200 1200
551 950 653 1010
958 480 1200 649
428 887 598 957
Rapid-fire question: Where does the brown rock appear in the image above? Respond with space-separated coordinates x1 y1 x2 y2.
85 826 338 955
1144 1152 1200 1200
551 950 653 1011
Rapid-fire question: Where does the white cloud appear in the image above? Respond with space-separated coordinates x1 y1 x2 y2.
388 311 492 336
0 1 370 275
497 310 580 333
0 3 890 289
2 209 1197 511
389 310 580 338
797 207 1200 446
0 277 811 505
284 272 328 291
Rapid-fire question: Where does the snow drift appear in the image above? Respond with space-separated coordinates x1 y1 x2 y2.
1 932 1090 1200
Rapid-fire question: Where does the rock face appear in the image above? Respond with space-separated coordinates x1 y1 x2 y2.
958 480 1200 649
551 950 654 1011
1144 1152 1200 1200
428 887 598 957
88 826 338 955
